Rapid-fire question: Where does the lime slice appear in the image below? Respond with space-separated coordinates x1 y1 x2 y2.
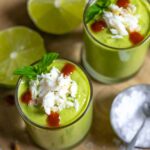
27 0 86 34
0 26 45 87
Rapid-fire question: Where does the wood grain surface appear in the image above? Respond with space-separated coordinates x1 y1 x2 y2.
0 0 149 150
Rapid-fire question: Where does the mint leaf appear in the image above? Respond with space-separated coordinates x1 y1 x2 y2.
96 0 111 7
14 52 59 79
35 52 59 74
85 0 112 23
14 66 37 79
85 4 101 23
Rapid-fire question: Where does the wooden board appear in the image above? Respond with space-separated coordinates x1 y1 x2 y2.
0 0 149 150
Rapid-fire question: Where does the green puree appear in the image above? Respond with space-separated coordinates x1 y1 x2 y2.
83 0 150 83
18 59 91 127
87 0 150 48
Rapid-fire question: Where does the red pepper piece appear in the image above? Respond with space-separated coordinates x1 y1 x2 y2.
21 90 32 104
117 0 130 8
129 32 144 45
47 112 60 127
91 20 107 32
61 63 75 76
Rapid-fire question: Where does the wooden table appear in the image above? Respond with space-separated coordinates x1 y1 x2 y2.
0 0 149 150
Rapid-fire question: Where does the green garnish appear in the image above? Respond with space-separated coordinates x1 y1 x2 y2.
14 52 59 79
85 0 113 23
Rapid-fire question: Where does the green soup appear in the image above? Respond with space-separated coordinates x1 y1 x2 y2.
83 0 150 83
16 59 93 150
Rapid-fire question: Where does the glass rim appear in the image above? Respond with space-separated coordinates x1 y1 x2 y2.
83 0 150 51
110 83 150 149
15 58 93 130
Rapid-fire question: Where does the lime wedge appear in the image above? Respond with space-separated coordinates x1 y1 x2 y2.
0 26 45 87
27 0 86 34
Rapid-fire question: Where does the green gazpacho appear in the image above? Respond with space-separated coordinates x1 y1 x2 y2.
83 0 150 83
15 53 92 150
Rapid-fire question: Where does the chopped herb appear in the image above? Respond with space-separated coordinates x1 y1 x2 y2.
85 0 113 23
14 52 59 80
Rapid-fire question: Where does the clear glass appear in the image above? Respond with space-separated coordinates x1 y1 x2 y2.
82 0 150 84
15 59 93 150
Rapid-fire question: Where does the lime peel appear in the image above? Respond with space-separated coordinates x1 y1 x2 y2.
28 0 86 34
0 26 46 86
